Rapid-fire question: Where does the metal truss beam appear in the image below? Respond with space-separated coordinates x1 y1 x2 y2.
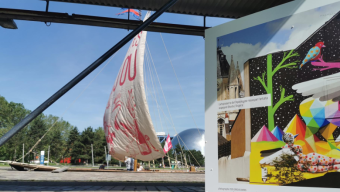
0 8 207 36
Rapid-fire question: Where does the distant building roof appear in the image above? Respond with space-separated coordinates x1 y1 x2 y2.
156 132 166 136
50 0 292 18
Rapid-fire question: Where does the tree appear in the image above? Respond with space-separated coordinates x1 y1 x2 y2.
43 115 73 163
254 50 300 131
26 114 48 152
78 127 94 163
266 153 305 185
48 128 64 162
93 127 106 164
0 96 10 129
66 126 80 161
167 144 205 167
174 144 185 154
71 140 84 164
0 95 76 163
0 96 30 161
187 150 205 166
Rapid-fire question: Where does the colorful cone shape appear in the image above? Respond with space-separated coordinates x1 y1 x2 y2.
294 140 308 153
325 100 340 126
337 135 340 149
336 135 340 149
284 114 306 141
251 125 279 142
327 140 338 150
302 139 315 154
271 126 284 141
305 126 317 152
320 123 337 140
315 141 332 155
326 149 340 158
300 98 329 132
329 135 336 146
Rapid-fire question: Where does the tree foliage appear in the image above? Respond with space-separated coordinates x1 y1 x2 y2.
0 95 205 166
0 95 106 164
153 143 205 167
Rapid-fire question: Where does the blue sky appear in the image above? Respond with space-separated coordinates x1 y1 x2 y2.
217 17 292 48
0 0 230 135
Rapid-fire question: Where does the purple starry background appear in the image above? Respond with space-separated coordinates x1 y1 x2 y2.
249 13 340 140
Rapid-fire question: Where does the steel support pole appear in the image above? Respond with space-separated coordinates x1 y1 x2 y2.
22 143 24 163
91 144 94 167
128 8 130 31
203 16 206 28
104 146 108 167
0 0 178 147
175 152 178 169
47 145 50 165
180 152 183 169
45 0 49 12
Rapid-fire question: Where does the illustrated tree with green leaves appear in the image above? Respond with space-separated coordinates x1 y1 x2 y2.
254 50 300 131
266 153 305 185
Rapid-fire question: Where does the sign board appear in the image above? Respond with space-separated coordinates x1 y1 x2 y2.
205 0 340 191
40 151 45 165
106 155 111 161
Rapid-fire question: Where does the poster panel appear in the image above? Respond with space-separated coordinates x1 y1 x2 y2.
205 0 340 191
40 151 45 165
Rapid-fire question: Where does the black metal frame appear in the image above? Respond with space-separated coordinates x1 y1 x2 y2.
45 0 51 26
0 0 178 147
0 8 206 36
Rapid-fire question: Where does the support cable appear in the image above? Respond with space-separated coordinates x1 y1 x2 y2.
159 33 202 137
15 53 117 161
145 45 171 136
145 51 159 132
145 42 201 167
145 47 165 133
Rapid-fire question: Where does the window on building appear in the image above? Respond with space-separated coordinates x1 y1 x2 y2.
218 118 225 136
229 121 234 130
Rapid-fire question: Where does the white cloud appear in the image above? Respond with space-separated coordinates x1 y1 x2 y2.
221 42 261 81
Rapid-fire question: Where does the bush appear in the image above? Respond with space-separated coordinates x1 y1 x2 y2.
266 153 305 185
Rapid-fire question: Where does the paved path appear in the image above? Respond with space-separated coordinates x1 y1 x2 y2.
0 182 205 191
0 168 205 191
0 182 204 192
0 169 204 182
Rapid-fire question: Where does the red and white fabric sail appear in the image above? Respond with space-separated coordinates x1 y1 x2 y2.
103 11 165 161
163 134 173 154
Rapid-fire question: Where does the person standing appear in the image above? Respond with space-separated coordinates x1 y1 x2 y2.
137 163 144 171
130 157 134 171
99 162 106 169
125 157 134 171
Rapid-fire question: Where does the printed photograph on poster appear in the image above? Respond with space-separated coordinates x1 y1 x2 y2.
216 2 340 188
216 47 245 101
